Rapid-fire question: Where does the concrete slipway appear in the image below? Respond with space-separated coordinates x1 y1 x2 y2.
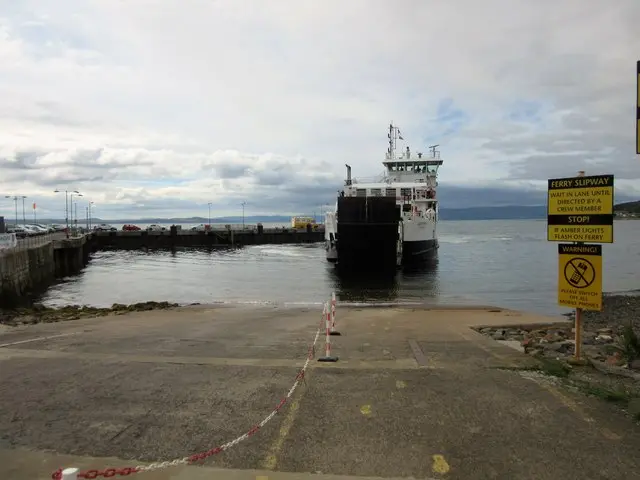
0 304 638 480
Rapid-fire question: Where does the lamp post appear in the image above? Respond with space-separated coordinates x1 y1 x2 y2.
208 202 212 226
4 195 18 227
54 189 81 238
241 201 246 230
70 192 82 235
88 201 94 230
21 196 27 224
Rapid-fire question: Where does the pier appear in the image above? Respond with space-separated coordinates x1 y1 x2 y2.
0 234 91 307
91 226 324 250
0 227 323 305
0 304 638 479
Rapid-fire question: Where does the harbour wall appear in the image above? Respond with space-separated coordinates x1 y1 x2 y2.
0 236 91 307
91 228 324 250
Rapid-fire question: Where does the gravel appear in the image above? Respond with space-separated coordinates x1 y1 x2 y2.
578 294 640 331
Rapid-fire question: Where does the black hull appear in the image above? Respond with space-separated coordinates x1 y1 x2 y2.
402 239 438 263
336 196 399 272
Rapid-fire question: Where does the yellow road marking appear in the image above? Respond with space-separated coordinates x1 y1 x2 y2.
261 369 311 470
456 330 515 366
534 380 620 440
432 454 450 474
396 380 406 389
458 329 622 441
256 477 269 480
360 404 372 416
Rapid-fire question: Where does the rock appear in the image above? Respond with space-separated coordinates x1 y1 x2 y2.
582 331 597 345
595 334 614 344
605 352 624 366
628 398 640 417
597 327 613 335
630 359 640 370
529 347 545 358
547 341 575 355
543 332 564 343
491 333 506 340
480 327 492 334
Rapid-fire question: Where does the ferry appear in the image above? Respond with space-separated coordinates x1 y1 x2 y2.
324 123 442 270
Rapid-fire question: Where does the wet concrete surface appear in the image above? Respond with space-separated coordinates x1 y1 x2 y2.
1 305 639 479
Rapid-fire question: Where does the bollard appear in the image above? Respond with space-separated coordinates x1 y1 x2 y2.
329 291 341 336
62 468 79 480
318 302 338 362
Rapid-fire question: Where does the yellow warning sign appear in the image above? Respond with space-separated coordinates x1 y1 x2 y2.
558 244 602 311
547 174 614 243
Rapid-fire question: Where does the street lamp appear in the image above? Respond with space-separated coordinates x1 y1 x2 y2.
73 200 79 229
20 196 27 224
208 202 212 226
88 201 94 229
4 195 18 227
241 201 246 229
54 189 81 238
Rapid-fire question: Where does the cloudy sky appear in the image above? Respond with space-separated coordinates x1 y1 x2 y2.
1 0 639 221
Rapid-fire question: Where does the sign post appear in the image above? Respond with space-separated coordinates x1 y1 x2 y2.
547 170 613 362
637 60 639 155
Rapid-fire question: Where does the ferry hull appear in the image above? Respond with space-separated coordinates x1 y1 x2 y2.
402 238 438 263
336 196 399 272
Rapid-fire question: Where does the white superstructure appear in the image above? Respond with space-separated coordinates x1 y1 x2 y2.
325 123 443 265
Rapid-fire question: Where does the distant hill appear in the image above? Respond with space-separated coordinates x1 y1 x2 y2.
614 200 640 214
4 207 554 225
439 205 546 220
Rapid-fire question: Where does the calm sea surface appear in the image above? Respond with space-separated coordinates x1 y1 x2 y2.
39 220 640 316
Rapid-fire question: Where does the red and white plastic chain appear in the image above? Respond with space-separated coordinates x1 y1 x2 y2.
51 312 325 480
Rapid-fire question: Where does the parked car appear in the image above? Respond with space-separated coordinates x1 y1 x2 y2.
146 224 166 232
50 224 67 232
122 224 141 231
93 223 117 232
190 224 210 232
18 225 41 236
6 226 28 238
24 224 48 234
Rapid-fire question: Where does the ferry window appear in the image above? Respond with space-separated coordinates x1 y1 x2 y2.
385 188 396 197
371 188 382 196
356 189 366 197
402 204 412 212
400 188 411 197
406 164 414 172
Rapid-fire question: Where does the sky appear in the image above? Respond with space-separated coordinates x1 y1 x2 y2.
0 0 639 221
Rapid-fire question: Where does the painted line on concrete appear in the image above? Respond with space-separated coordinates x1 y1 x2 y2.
261 397 301 470
407 339 429 367
0 332 78 349
431 454 450 475
0 348 424 370
456 329 517 367
458 329 623 442
526 376 621 441
261 370 310 471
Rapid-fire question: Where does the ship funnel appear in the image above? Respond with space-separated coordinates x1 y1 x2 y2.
345 164 352 186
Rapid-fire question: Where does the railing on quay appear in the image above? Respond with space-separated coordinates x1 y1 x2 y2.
0 232 85 256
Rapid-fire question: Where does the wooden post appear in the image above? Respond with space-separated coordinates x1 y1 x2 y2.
574 170 585 361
